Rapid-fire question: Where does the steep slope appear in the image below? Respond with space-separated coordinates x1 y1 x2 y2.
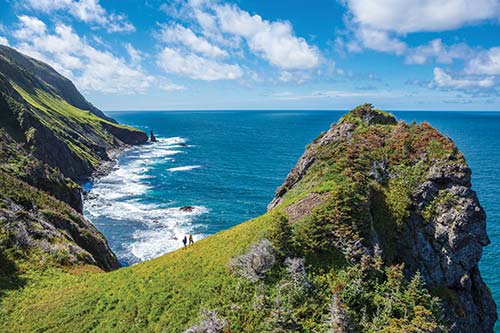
0 46 147 275
0 105 495 332
0 45 147 181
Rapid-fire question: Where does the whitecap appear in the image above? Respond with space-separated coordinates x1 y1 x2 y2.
84 135 210 264
168 165 201 172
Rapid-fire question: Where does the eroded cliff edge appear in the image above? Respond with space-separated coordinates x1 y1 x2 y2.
0 45 147 272
268 104 497 332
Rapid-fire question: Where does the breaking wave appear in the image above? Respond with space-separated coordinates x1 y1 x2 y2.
83 136 208 265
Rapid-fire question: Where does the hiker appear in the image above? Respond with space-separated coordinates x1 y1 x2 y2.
182 236 187 248
189 233 194 246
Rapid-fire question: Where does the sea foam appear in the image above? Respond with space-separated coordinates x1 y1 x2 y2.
83 136 208 265
168 165 201 172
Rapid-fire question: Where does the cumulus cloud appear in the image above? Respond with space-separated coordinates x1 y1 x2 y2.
356 27 407 55
466 47 500 75
158 23 228 58
13 15 47 39
405 39 472 65
432 67 495 89
25 0 135 33
155 1 320 82
342 0 500 60
13 16 151 94
346 0 500 34
214 4 320 70
156 47 243 81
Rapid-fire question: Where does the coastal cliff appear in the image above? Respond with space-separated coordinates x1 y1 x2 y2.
268 104 497 331
0 103 495 332
0 45 147 272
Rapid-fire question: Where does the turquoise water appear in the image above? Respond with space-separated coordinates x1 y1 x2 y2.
84 110 500 328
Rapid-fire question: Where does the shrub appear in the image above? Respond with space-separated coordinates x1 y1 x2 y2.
184 309 228 333
229 239 276 283
284 257 310 289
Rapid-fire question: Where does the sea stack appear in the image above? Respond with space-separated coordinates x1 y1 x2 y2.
150 130 158 142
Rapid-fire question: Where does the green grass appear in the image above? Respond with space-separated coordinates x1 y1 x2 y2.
10 83 143 171
0 212 274 332
0 105 457 332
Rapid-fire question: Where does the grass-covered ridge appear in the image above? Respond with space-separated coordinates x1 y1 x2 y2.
1 104 473 332
0 45 147 180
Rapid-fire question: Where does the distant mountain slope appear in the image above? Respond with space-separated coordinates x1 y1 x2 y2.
0 45 113 123
0 105 495 333
0 45 147 180
0 45 147 274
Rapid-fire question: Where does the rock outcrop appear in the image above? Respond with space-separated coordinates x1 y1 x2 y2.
0 45 148 271
150 130 158 142
268 104 497 332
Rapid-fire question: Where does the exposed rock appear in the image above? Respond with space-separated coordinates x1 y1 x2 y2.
267 105 497 332
0 172 119 271
398 161 496 332
180 206 195 212
284 193 329 223
350 103 398 125
150 130 157 142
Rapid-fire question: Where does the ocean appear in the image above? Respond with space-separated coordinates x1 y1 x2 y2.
83 110 500 328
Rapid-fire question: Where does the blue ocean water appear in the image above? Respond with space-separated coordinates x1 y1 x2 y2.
84 110 500 328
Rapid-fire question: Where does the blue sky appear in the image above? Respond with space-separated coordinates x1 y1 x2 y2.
0 0 499 110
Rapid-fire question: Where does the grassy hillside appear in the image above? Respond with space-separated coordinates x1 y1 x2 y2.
0 45 147 180
1 104 476 332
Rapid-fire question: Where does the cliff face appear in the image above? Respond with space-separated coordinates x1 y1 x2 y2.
0 45 147 272
269 104 497 332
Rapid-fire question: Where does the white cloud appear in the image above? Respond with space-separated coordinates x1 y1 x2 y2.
13 15 47 39
0 36 9 46
156 47 243 81
25 0 135 33
159 81 186 91
124 43 142 64
466 47 500 75
346 0 500 34
432 67 495 89
279 71 310 83
13 17 151 94
405 39 471 65
343 0 500 59
356 28 407 55
214 4 320 70
158 23 228 58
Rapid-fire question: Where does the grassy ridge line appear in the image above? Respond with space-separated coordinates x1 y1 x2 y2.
11 83 143 169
